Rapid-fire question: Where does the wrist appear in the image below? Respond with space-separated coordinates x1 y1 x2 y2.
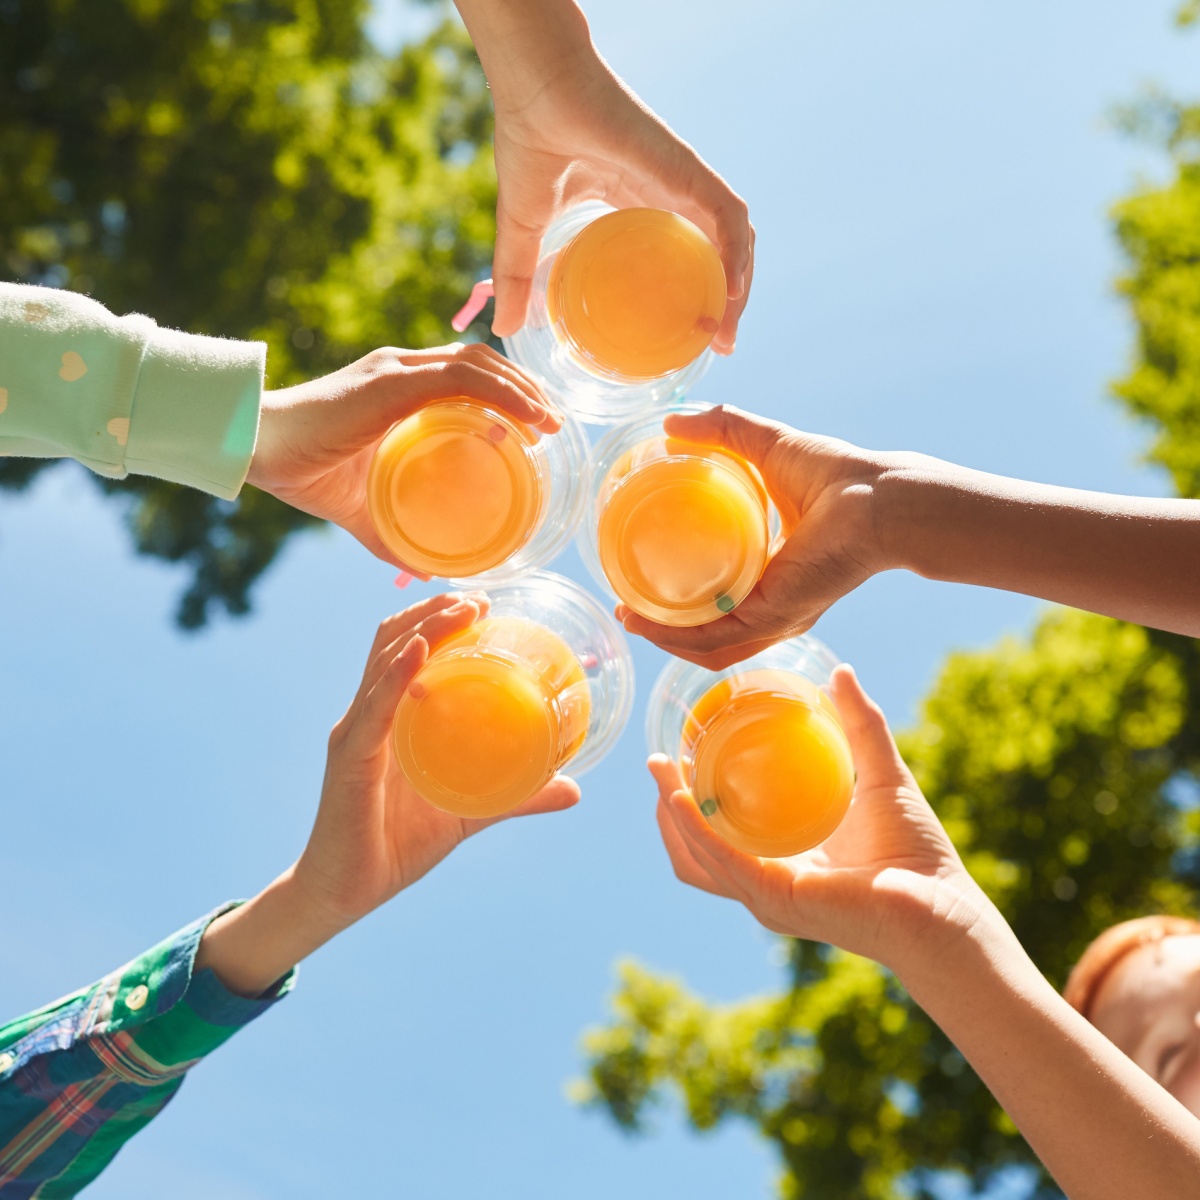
458 0 596 111
194 867 348 999
243 391 281 491
275 859 361 944
889 887 1025 1004
869 453 964 578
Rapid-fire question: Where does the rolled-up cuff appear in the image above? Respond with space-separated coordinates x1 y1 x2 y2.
124 325 266 500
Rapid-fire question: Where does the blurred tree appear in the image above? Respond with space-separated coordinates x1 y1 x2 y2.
576 14 1200 1200
0 0 497 626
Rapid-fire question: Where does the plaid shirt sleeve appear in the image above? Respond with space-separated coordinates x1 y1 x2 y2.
0 903 295 1198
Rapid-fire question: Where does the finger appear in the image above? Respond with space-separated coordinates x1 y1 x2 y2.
363 593 469 666
827 665 913 793
712 221 754 355
661 405 787 469
397 343 554 420
695 179 752 302
619 606 783 671
656 166 752 303
655 787 737 899
382 348 554 431
359 597 488 700
416 359 552 430
652 748 744 892
664 789 762 907
647 752 686 799
341 635 429 760
452 342 558 426
490 199 547 339
462 773 582 835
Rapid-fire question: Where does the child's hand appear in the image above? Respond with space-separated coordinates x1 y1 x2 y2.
291 592 580 927
473 17 753 353
652 665 991 974
195 593 578 999
246 344 562 575
618 406 892 670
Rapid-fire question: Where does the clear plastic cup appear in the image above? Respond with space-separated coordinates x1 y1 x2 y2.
367 399 590 585
502 203 726 425
578 407 778 627
393 571 635 818
645 635 854 858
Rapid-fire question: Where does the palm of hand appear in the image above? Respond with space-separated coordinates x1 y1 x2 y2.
266 438 391 562
657 666 985 972
749 774 970 965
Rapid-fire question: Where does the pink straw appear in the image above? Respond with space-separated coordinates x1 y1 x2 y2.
451 278 495 333
394 571 415 589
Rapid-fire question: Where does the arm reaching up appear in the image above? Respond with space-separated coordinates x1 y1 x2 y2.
452 0 754 352
622 406 1200 668
651 665 1200 1199
0 594 578 1195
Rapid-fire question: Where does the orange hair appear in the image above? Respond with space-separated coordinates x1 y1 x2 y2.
1064 915 1200 1022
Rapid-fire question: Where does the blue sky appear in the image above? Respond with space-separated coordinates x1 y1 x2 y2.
1 2 1197 1196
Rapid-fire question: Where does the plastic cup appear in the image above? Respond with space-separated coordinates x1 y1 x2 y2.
367 399 590 584
645 635 854 858
502 203 725 425
578 408 777 627
393 571 635 818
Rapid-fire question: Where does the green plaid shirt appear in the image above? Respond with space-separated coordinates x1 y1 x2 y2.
0 904 295 1197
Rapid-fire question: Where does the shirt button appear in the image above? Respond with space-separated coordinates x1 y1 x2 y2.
125 984 149 1012
0 1053 14 1073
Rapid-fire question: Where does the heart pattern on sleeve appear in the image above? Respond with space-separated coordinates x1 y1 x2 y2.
106 418 130 447
59 351 88 382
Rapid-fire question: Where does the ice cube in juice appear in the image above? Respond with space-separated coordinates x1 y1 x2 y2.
597 438 769 626
367 401 546 578
548 208 727 380
393 616 590 818
681 669 853 857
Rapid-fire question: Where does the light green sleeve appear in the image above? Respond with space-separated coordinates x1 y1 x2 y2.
0 283 265 500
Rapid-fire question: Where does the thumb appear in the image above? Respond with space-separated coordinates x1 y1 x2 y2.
648 753 686 803
827 665 913 794
462 774 582 836
490 196 546 338
662 405 787 470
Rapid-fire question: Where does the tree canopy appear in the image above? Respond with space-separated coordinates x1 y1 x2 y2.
575 16 1200 1200
0 0 496 626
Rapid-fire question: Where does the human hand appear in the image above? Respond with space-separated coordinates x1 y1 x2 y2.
479 15 753 351
246 344 561 573
195 592 578 997
290 592 581 929
652 665 992 975
619 406 897 670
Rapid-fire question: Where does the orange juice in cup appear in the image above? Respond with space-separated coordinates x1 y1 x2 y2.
453 203 727 425
546 207 726 381
647 636 854 858
580 410 775 627
367 400 589 583
393 572 634 818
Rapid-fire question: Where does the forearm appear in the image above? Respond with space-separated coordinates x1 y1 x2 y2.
193 865 349 998
899 914 1200 1199
452 0 595 105
880 457 1200 636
